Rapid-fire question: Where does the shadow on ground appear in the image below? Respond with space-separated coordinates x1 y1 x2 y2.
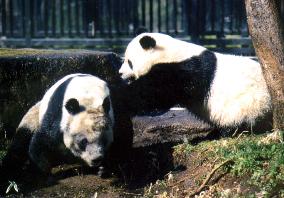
2 143 177 197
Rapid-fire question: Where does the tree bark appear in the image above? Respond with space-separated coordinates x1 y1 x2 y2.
245 0 284 130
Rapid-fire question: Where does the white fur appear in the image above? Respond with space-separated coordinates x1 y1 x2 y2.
208 53 271 126
59 74 112 132
120 33 271 127
81 145 103 166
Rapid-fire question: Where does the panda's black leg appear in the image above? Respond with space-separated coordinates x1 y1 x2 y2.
0 127 33 195
28 132 53 175
28 132 60 186
1 129 31 169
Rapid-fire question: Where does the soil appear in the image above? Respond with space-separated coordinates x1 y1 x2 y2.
2 143 175 198
4 168 136 198
0 142 243 198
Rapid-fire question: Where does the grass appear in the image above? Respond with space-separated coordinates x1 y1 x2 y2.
218 137 284 196
0 48 58 57
0 48 113 57
170 131 284 197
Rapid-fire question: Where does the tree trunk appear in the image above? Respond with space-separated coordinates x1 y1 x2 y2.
245 0 284 130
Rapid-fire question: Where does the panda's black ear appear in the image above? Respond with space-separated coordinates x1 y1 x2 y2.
65 98 80 114
139 36 156 50
102 96 110 113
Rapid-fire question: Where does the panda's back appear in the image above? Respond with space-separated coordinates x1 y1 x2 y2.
39 73 86 123
208 53 271 126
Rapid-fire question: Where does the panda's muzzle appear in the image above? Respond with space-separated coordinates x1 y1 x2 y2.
118 67 136 84
121 75 136 84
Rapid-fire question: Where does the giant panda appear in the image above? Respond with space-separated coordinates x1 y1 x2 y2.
119 32 271 132
1 73 114 177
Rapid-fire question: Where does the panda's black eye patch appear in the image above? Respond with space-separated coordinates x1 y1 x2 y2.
78 138 88 151
65 98 81 114
128 60 133 69
102 96 110 113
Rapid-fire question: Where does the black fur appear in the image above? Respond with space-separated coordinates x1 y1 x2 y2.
103 96 111 113
139 36 156 49
126 50 217 121
65 98 80 114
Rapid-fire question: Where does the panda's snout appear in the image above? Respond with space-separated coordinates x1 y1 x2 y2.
119 74 136 84
118 70 129 81
119 63 135 81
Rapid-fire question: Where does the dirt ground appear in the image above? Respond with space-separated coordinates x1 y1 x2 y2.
2 143 175 198
3 163 146 197
2 150 245 198
3 133 284 198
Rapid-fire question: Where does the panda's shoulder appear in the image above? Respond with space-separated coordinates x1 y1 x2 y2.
40 74 91 109
17 101 41 133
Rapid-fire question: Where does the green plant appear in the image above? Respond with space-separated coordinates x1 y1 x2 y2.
6 181 19 194
172 133 284 197
217 137 284 196
173 143 194 155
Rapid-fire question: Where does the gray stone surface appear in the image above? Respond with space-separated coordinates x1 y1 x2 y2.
132 109 214 147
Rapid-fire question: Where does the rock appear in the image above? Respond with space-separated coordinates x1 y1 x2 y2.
132 109 214 147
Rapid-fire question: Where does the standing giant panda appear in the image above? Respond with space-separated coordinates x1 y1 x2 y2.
119 33 271 132
1 73 114 177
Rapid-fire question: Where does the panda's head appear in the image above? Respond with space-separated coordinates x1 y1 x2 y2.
61 75 114 167
119 32 205 83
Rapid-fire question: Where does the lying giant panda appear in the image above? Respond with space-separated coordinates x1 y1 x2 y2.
1 73 114 176
119 33 271 132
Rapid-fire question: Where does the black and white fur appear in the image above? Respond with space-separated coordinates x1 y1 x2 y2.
2 73 114 175
119 33 271 130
